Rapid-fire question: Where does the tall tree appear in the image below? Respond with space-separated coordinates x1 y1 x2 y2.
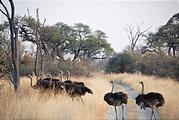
40 25 65 61
0 0 20 92
143 13 179 56
70 23 92 61
18 9 46 76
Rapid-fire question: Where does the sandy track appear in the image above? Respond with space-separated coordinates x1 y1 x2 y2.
105 83 160 120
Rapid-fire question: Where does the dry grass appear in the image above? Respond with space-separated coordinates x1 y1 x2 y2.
106 72 179 119
0 74 111 120
1 73 178 119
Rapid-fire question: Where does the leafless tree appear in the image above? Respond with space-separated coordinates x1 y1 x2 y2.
124 22 150 52
0 0 20 92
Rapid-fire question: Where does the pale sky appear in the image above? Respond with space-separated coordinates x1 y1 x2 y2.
1 0 179 52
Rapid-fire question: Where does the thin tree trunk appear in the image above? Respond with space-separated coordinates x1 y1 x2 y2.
0 0 20 92
13 28 20 91
34 44 39 76
39 40 43 75
9 15 20 92
36 8 44 76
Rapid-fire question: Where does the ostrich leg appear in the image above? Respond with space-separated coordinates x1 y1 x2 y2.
114 106 118 120
79 97 84 103
150 109 154 120
122 105 124 120
153 110 157 120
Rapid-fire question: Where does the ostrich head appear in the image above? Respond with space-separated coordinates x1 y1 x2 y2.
28 75 35 88
28 75 32 79
122 94 128 104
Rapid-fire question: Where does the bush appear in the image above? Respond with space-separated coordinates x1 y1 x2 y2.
105 51 179 80
19 55 34 76
105 51 141 73
140 52 179 80
57 58 101 77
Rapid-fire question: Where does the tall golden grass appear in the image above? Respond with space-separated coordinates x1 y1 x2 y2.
0 74 111 120
106 73 179 119
1 73 178 119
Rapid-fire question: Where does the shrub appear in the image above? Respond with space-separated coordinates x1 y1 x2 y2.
19 55 34 76
105 51 141 73
140 52 179 80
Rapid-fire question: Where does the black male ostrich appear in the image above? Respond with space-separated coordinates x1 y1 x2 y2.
104 81 128 120
62 71 93 101
135 82 165 120
43 74 64 93
65 71 85 86
70 83 93 102
28 75 63 93
28 75 52 89
63 80 93 102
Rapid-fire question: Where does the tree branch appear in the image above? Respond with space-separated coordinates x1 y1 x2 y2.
0 9 8 18
0 1 10 19
7 71 14 84
9 0 15 20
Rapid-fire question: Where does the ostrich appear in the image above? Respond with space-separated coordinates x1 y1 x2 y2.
61 71 92 102
135 82 165 120
28 75 63 93
62 81 93 102
28 75 52 89
70 84 93 102
59 70 63 82
104 81 128 120
44 74 64 93
66 70 71 81
65 71 85 86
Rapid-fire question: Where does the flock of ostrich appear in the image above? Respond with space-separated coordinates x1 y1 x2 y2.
28 71 165 120
28 71 93 102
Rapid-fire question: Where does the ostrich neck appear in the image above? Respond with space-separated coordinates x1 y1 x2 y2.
67 72 70 80
141 82 144 94
29 77 34 88
60 73 63 81
111 82 114 93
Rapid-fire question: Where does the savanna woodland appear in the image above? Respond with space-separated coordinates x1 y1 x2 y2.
0 0 179 120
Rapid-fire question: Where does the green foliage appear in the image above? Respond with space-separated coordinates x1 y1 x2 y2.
105 51 179 80
143 12 179 57
140 52 179 80
105 51 140 73
19 54 34 76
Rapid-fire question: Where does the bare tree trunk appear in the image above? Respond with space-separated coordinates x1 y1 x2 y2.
39 40 43 76
34 44 39 76
36 8 44 76
12 28 20 91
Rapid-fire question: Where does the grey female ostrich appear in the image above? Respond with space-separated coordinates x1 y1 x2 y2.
104 81 128 120
135 82 165 120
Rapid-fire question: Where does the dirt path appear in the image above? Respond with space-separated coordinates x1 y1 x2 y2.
105 83 161 120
